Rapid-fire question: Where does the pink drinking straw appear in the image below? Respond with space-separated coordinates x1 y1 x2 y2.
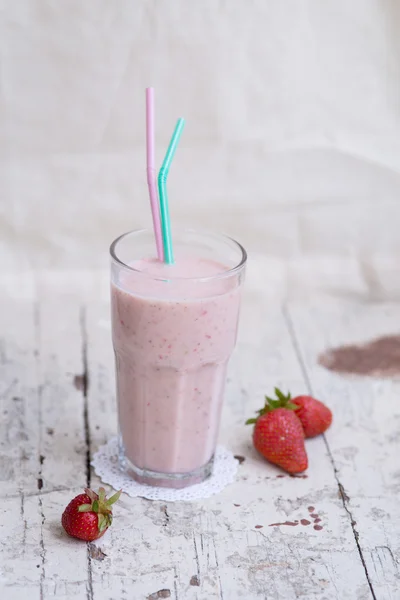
146 88 164 261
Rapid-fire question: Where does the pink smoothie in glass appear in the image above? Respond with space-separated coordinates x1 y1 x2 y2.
111 255 241 480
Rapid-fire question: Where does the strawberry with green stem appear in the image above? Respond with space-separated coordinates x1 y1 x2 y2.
246 388 308 474
62 487 122 542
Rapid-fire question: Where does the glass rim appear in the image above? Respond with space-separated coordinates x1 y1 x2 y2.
110 228 247 283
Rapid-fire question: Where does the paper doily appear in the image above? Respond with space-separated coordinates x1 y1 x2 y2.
91 437 238 502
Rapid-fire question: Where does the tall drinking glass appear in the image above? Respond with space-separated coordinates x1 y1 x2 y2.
110 229 246 488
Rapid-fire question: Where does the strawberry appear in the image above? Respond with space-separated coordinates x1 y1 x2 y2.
291 394 332 438
246 389 308 474
62 487 121 541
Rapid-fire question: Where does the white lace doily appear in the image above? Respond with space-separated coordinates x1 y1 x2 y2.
91 437 239 501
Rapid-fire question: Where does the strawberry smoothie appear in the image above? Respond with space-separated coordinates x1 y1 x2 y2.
110 230 246 487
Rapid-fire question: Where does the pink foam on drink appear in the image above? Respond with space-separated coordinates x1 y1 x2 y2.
111 255 241 478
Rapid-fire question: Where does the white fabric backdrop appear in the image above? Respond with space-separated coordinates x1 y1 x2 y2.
1 0 400 299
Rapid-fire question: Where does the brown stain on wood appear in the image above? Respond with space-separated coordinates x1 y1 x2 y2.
319 335 400 378
89 544 107 561
234 455 245 464
269 520 299 527
190 575 200 586
338 482 350 502
73 374 85 391
147 591 171 599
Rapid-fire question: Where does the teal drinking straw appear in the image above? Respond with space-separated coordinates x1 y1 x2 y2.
158 117 185 264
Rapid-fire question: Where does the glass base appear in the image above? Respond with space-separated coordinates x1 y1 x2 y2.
118 444 214 489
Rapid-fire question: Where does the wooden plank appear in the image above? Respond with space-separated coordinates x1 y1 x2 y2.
0 274 90 599
0 276 43 598
3 271 387 599
0 275 39 497
86 283 371 599
35 273 90 599
286 300 400 600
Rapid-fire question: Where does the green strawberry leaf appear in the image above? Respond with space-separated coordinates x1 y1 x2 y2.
266 397 281 409
246 388 296 424
275 387 291 403
78 503 92 513
107 490 122 506
98 513 107 532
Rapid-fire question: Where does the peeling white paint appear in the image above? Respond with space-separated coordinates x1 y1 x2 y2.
0 273 398 599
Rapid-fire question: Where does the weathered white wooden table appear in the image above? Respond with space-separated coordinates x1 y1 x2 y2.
1 272 399 600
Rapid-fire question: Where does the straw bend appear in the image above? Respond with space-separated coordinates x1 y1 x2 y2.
157 169 169 182
157 117 185 265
